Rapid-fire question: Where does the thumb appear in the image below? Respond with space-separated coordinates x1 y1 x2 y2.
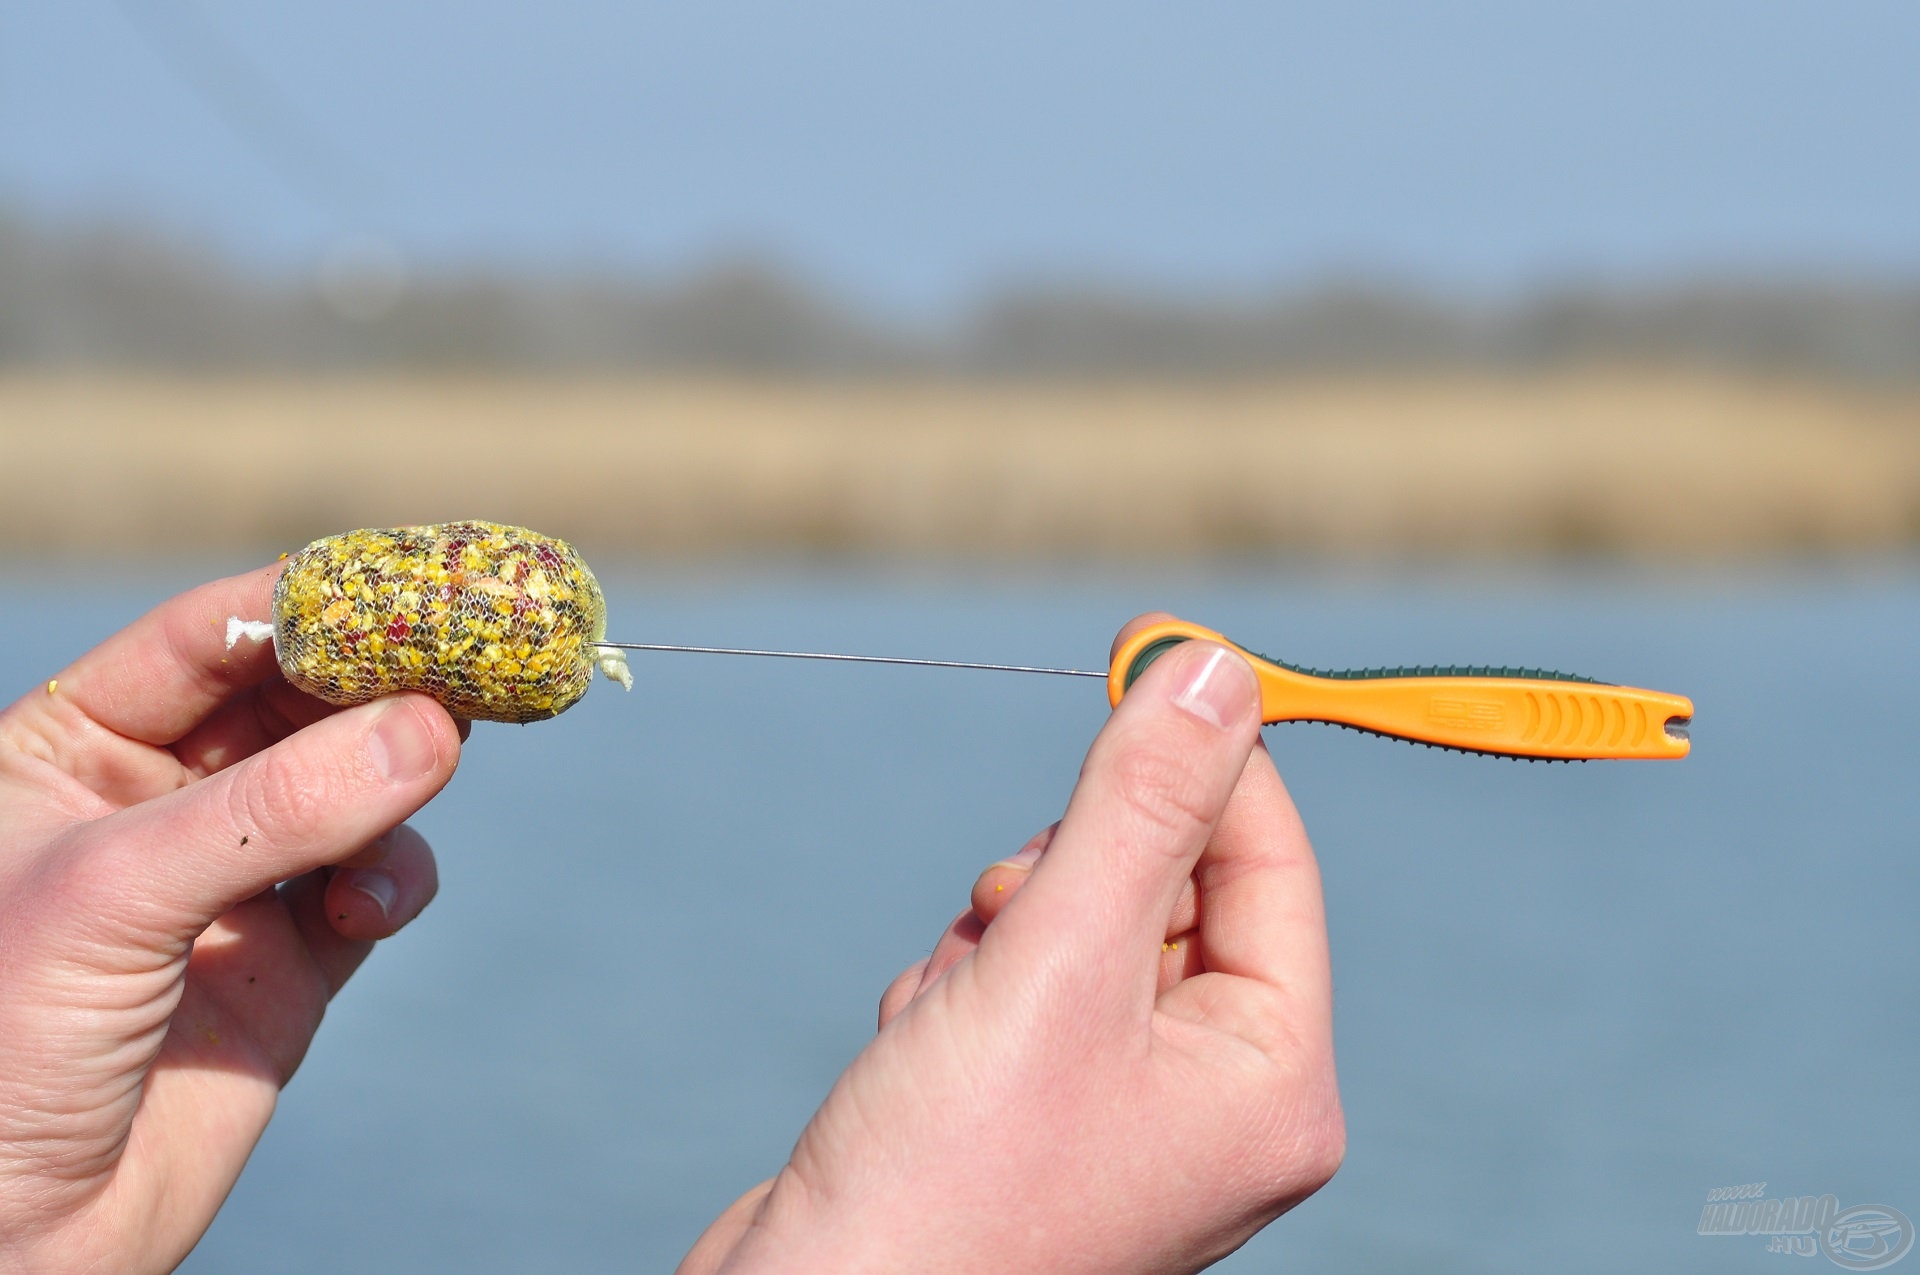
984 640 1261 1006
58 694 460 953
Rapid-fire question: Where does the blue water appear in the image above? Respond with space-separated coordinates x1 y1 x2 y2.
4 560 1916 1273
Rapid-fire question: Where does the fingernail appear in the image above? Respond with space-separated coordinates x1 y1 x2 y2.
345 868 397 919
1170 645 1254 731
996 841 1046 870
368 700 438 783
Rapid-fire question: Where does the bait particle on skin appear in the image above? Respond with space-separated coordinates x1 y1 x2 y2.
228 522 631 724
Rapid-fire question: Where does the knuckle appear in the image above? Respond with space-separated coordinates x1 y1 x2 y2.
1108 740 1218 848
1274 1072 1346 1191
1297 1082 1344 1182
1300 1101 1347 1187
1247 1079 1345 1207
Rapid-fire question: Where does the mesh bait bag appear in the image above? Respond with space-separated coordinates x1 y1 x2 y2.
230 522 631 723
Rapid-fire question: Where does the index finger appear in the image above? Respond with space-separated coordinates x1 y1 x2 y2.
1192 739 1332 1027
34 562 286 749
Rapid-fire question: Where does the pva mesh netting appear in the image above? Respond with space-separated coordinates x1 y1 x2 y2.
259 522 630 723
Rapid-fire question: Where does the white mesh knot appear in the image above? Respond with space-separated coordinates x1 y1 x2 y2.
226 617 276 650
595 646 633 692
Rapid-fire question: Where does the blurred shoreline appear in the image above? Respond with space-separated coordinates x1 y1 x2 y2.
7 216 1920 383
3 371 1914 558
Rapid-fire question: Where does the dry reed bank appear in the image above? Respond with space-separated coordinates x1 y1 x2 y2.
1 372 1915 558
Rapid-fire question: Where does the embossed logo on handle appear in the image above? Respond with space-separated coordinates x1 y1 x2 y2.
1427 698 1504 731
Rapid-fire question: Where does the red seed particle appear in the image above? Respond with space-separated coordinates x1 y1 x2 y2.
388 618 412 641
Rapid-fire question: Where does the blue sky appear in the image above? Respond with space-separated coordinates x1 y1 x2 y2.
2 2 1916 313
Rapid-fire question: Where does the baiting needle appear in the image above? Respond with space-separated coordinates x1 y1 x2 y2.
594 641 1108 679
600 619 1695 762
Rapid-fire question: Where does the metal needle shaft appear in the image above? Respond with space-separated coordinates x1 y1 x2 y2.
596 641 1107 679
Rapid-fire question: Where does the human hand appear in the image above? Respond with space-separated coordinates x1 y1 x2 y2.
0 565 463 1274
684 614 1342 1274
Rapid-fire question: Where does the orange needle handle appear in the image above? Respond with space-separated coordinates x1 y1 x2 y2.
1108 619 1692 761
